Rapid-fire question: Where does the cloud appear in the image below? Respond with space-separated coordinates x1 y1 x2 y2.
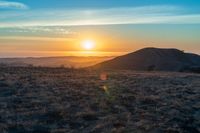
0 0 28 9
24 27 77 35
0 5 200 27
1 26 79 40
0 36 75 41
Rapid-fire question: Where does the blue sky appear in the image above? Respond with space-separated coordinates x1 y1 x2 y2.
0 0 200 26
0 0 200 57
4 0 200 9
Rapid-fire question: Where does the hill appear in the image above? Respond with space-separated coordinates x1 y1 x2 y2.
93 47 200 72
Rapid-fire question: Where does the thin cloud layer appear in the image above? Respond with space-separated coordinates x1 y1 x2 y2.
0 5 200 27
0 0 28 9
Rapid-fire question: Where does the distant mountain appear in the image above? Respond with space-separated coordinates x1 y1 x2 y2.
93 47 200 72
0 56 114 68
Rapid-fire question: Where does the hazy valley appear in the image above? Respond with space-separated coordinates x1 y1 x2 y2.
0 56 114 68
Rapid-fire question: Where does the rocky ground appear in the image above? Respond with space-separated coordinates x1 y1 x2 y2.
0 67 199 133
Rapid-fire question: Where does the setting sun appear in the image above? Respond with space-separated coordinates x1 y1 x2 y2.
82 40 95 50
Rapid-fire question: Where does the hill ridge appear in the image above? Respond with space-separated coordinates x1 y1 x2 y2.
93 47 200 72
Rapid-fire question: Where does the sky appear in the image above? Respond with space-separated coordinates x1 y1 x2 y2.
0 0 200 57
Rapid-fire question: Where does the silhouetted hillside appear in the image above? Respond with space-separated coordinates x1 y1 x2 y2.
93 48 200 72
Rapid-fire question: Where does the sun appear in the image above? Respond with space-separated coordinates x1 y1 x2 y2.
82 40 95 50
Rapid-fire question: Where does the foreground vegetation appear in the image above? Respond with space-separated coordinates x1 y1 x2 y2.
0 67 199 133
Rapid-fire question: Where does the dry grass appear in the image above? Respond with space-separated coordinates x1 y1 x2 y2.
0 67 199 133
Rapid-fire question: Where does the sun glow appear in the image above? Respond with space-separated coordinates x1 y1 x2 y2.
82 40 95 50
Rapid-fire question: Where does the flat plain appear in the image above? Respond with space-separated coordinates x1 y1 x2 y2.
0 67 199 133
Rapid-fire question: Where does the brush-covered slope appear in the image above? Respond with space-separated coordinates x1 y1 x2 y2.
93 48 200 72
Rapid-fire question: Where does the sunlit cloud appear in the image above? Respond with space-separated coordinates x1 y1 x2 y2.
0 0 28 9
0 36 76 41
6 26 78 35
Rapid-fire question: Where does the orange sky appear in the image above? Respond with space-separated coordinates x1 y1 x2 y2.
0 24 200 57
